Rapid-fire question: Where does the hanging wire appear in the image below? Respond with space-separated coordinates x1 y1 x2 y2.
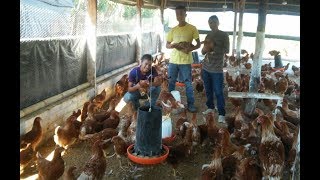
148 65 152 112
186 0 191 11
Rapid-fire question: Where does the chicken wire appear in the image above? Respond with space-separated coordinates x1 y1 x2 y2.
97 1 139 35
20 0 89 109
20 0 87 39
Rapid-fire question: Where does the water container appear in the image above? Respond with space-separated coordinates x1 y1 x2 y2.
192 51 200 64
162 116 172 139
170 90 181 102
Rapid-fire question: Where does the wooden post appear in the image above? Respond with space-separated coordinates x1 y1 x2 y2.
236 0 245 60
136 0 143 62
232 1 238 56
244 0 268 115
86 0 97 95
159 0 167 53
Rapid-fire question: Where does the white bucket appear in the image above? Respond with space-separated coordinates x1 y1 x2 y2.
162 116 172 138
171 90 181 102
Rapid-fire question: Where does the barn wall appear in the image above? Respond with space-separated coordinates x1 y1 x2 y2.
19 63 137 146
20 38 88 110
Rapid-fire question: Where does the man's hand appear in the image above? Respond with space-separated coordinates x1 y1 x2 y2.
139 80 150 88
180 47 192 54
201 40 214 54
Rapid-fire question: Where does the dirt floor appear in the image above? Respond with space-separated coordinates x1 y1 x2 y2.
20 70 300 180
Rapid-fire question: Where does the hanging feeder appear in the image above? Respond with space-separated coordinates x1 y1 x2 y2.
134 105 162 156
274 54 283 68
127 105 169 165
127 144 169 165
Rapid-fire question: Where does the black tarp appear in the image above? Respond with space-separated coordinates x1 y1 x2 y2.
96 34 137 77
20 38 87 109
141 32 161 56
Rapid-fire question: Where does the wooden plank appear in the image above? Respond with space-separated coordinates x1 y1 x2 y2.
198 30 300 41
228 92 283 100
224 67 251 75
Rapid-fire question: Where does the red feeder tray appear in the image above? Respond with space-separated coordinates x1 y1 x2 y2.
127 144 169 165
192 64 202 68
162 134 176 144
162 134 176 145
272 67 285 72
176 82 185 87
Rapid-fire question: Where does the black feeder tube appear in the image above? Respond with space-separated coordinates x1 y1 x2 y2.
134 105 162 156
274 54 283 68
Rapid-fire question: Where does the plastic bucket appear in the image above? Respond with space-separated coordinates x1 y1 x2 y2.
170 90 181 102
162 116 172 139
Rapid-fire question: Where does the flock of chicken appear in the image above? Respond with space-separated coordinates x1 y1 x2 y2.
20 52 300 180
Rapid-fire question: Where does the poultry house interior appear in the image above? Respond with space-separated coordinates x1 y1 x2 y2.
20 57 300 179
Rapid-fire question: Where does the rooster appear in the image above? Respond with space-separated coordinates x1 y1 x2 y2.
257 115 285 179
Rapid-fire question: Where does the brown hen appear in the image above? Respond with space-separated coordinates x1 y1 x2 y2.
20 117 43 151
62 166 77 180
36 146 65 180
257 115 285 179
78 139 108 180
54 111 82 149
111 135 129 169
201 145 223 180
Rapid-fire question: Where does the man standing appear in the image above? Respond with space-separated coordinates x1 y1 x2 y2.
166 5 201 112
201 15 229 123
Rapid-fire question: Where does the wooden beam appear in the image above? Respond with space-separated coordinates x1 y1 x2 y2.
232 1 238 56
86 0 97 95
225 67 251 75
135 0 143 62
197 30 300 41
228 92 283 100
